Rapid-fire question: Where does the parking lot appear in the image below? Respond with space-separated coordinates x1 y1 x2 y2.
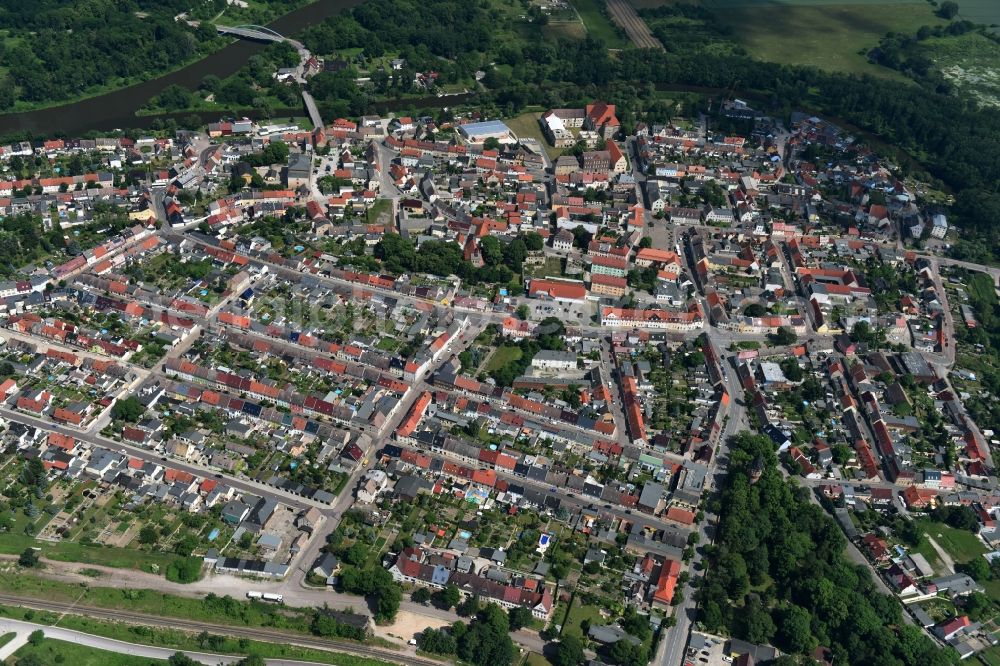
517 298 593 325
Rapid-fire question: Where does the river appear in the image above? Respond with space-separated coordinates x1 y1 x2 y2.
0 0 366 137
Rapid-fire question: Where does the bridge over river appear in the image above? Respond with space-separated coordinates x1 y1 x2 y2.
216 25 322 129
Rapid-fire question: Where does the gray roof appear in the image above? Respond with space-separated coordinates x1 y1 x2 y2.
638 482 664 509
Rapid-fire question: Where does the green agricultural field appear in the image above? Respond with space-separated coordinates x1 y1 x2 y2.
957 0 1000 29
631 0 946 78
571 0 630 48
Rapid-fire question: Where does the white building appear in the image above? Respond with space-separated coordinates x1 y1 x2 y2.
531 351 578 371
931 214 948 239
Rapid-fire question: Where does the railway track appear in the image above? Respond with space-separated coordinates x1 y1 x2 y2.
0 593 441 666
605 0 662 50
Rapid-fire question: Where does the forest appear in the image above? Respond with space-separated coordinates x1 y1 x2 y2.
0 0 308 109
698 432 955 665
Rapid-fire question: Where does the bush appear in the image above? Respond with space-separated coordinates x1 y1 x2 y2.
18 548 39 568
165 557 203 583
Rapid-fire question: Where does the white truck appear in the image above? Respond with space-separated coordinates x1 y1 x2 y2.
261 592 284 603
246 591 263 600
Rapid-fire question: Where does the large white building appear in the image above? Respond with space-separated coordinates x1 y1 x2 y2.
457 120 516 145
531 350 578 371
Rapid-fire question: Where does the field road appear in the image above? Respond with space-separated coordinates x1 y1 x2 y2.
605 0 662 49
0 615 436 666
0 593 445 666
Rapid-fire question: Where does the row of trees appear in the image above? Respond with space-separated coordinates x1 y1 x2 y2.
698 433 954 664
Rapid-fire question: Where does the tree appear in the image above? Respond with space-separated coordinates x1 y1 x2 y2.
638 236 653 248
742 599 775 644
769 326 797 346
168 655 203 666
483 137 501 151
508 606 532 631
777 605 814 654
552 635 584 666
780 357 804 382
933 505 979 532
516 304 529 320
456 593 480 617
411 587 431 603
165 557 202 583
342 542 368 566
15 655 42 666
480 236 503 266
27 630 43 646
522 232 544 252
959 556 990 582
743 303 766 317
436 584 461 609
570 225 592 250
963 591 992 621
18 548 38 567
418 626 457 655
235 656 266 666
456 605 515 666
139 525 159 545
111 396 145 422
937 1 960 19
851 320 874 344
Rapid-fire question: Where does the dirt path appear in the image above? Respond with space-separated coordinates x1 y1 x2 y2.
926 535 956 574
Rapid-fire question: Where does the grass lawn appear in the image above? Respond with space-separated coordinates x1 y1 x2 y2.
560 600 606 640
570 0 630 48
9 638 169 666
543 21 587 40
505 112 563 161
524 652 554 666
908 539 944 575
0 573 314 636
524 257 565 279
0 632 14 649
483 345 523 374
969 271 999 306
981 645 1000 666
916 519 987 563
0 531 186 575
366 198 393 225
720 3 941 79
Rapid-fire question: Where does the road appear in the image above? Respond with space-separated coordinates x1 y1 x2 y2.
0 617 237 666
0 406 329 512
654 342 746 666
